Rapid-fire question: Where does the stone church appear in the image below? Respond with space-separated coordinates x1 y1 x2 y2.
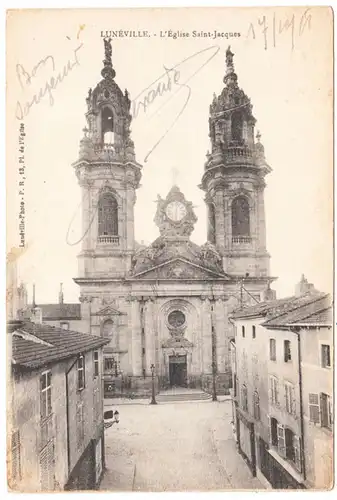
24 40 276 396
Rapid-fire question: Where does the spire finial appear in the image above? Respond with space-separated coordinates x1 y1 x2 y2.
101 37 116 80
32 283 36 309
59 282 64 305
224 46 238 86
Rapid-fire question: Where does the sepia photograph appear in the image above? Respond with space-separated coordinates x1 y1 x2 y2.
5 5 333 493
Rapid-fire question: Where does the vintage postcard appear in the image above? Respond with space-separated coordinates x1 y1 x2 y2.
6 6 333 492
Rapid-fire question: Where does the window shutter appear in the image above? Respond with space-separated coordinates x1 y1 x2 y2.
285 384 289 412
269 377 273 404
294 435 302 472
308 393 320 423
39 440 55 491
11 430 21 483
291 386 296 416
320 393 329 428
267 415 272 445
275 378 279 407
328 396 333 427
277 424 286 457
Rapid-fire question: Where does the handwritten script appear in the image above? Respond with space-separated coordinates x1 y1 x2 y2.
131 45 220 162
15 43 83 120
247 8 312 51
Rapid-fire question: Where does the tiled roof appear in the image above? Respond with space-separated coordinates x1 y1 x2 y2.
20 303 81 320
11 321 109 369
231 291 327 322
263 294 332 327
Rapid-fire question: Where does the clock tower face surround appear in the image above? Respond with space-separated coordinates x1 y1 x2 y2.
165 201 187 222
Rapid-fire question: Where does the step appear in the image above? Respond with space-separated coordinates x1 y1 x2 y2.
156 392 212 403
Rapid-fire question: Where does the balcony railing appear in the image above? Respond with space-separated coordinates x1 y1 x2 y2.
232 236 252 244
226 146 253 161
98 235 120 245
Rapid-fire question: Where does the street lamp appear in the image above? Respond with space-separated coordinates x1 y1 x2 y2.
150 363 157 405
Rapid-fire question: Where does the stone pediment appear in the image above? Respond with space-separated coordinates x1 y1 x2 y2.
162 337 193 349
131 257 229 280
91 304 125 316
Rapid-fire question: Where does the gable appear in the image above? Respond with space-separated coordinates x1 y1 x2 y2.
130 257 229 280
91 304 125 316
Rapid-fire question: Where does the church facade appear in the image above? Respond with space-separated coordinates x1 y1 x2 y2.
69 40 274 396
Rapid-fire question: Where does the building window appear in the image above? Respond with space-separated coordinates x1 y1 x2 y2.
270 417 278 447
76 402 84 450
285 428 295 462
93 350 99 378
253 390 260 420
270 376 279 406
40 371 52 419
168 310 186 328
98 193 118 237
320 393 333 429
242 325 245 338
284 340 291 362
285 382 296 416
102 319 114 339
241 384 248 411
104 357 114 371
77 355 85 391
11 430 21 484
252 325 256 339
236 377 240 403
269 338 276 361
321 344 331 368
60 322 69 330
231 196 250 237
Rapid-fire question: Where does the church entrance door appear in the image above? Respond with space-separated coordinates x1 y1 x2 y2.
169 355 187 387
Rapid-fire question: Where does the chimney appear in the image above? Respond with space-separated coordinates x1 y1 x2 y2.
30 284 42 324
32 283 36 308
59 282 64 305
295 274 315 296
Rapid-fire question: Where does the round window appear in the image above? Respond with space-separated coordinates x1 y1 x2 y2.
168 310 186 328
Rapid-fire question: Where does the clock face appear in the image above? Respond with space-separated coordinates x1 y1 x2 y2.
165 201 187 222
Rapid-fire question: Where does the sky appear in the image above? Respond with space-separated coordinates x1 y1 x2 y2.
6 6 333 305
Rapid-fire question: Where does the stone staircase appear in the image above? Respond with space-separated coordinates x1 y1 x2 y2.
155 388 212 403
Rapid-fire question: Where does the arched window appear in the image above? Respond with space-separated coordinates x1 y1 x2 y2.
231 196 250 236
102 319 114 339
98 193 118 236
231 111 243 142
101 107 114 144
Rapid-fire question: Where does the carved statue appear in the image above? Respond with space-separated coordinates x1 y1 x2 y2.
104 37 112 64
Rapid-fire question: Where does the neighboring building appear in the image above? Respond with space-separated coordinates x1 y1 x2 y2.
8 320 109 492
230 288 333 490
20 40 277 397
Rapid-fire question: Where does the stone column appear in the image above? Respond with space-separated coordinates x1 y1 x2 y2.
256 185 267 252
215 190 226 249
214 296 227 373
130 297 142 376
144 298 155 374
201 297 212 374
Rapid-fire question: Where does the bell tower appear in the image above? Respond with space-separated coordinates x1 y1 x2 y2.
200 46 271 278
73 38 142 280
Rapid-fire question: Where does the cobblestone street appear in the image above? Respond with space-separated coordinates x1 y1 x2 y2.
100 399 264 492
